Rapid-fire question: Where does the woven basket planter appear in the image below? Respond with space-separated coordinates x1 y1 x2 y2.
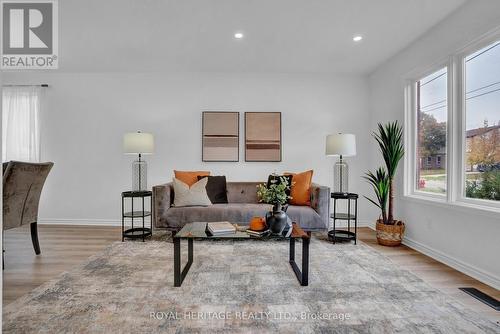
376 220 405 246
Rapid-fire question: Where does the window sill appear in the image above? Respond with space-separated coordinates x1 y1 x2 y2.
403 194 500 219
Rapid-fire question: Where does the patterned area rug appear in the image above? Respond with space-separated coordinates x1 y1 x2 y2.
3 234 499 333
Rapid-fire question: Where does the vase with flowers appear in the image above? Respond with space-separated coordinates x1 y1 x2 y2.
256 176 292 234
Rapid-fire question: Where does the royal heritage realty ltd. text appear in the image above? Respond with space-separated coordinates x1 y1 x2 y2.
150 311 352 321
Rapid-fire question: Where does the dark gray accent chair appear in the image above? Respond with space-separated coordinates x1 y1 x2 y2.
153 181 330 232
3 161 53 256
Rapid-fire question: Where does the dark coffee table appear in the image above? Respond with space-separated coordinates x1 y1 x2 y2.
173 222 310 287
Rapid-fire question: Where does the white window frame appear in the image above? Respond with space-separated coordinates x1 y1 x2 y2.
403 27 500 214
404 59 452 202
455 31 500 210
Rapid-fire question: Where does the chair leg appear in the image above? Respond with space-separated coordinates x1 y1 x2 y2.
30 222 41 255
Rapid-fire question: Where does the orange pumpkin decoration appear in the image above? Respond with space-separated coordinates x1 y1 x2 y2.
249 217 267 231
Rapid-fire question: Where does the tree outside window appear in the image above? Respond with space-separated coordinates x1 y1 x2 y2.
464 41 500 202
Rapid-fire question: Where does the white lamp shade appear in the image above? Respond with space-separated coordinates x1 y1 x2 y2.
123 132 154 154
325 133 356 157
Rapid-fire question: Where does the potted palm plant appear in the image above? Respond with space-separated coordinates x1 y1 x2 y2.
364 121 405 246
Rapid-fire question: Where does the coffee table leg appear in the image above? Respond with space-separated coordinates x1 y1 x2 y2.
174 238 193 287
301 237 309 286
174 238 181 286
289 237 309 286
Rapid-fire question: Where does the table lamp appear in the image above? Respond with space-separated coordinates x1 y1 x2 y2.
326 133 356 193
123 131 154 191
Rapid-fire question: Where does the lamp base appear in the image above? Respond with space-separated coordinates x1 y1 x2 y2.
333 159 348 193
132 160 147 191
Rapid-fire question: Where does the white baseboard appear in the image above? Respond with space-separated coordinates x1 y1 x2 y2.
331 220 374 228
38 218 122 227
39 218 376 228
352 222 499 289
363 220 376 229
402 236 500 290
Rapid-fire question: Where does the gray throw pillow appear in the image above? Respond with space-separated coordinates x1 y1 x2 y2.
172 177 212 207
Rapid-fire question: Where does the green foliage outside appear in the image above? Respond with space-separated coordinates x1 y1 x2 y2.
466 171 500 201
419 113 446 156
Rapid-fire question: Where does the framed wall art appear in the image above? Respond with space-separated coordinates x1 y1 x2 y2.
244 112 282 162
202 111 239 162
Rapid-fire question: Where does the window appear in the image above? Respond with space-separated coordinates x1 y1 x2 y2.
416 67 447 195
405 33 500 210
464 41 500 202
2 87 41 162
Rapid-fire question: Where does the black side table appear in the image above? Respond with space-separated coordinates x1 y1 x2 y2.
121 191 153 242
328 192 358 244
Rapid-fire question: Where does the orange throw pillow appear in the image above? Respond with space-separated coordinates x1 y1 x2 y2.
174 170 210 186
285 170 313 206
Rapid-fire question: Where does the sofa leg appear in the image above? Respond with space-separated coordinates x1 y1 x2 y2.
30 222 41 255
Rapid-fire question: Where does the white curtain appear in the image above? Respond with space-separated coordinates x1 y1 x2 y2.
2 86 41 162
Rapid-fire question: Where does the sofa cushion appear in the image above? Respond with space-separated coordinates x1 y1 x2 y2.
163 203 324 231
174 170 210 186
285 205 325 230
285 170 313 206
226 182 260 203
197 175 228 204
172 177 212 207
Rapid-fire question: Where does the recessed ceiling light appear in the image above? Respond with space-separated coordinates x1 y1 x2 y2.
353 35 363 42
234 32 244 39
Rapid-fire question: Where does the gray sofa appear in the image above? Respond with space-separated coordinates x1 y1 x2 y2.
153 181 330 231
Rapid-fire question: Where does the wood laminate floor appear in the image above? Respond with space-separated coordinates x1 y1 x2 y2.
2 225 499 323
3 225 120 305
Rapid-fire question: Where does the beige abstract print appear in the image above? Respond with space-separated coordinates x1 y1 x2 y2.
245 112 281 161
202 112 239 161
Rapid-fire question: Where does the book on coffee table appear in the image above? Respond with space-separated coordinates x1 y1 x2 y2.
207 222 236 235
246 229 270 237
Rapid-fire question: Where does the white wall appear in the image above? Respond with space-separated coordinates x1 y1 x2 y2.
369 0 500 289
3 71 377 225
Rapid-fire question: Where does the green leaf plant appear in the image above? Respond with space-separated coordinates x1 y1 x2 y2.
365 121 405 224
256 176 292 206
363 168 390 224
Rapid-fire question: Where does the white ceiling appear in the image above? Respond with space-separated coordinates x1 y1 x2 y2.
59 0 467 74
